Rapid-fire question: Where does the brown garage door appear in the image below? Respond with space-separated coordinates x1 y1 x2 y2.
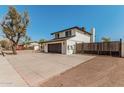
48 43 62 53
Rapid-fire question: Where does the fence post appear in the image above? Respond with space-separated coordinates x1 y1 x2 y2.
120 39 122 57
76 43 77 54
81 43 84 54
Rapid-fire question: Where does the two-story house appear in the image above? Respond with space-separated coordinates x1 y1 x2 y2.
42 26 95 55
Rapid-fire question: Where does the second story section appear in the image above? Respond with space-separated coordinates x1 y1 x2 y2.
51 27 75 39
51 26 93 40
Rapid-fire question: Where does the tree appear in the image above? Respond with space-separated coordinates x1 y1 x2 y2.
0 6 29 54
22 35 31 49
0 39 12 50
101 37 111 42
39 39 46 44
23 35 31 45
0 40 7 49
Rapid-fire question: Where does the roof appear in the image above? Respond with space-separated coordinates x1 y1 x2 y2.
43 35 75 43
51 26 92 35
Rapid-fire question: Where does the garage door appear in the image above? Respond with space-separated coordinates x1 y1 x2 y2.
48 43 62 53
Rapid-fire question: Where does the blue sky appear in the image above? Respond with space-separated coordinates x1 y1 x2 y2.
0 5 124 41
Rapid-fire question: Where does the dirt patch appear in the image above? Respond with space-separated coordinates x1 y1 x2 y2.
41 56 124 87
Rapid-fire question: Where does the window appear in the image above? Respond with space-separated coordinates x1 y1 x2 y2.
65 30 71 37
55 33 59 39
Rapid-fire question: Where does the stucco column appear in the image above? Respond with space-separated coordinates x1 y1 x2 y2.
62 41 66 54
44 44 48 52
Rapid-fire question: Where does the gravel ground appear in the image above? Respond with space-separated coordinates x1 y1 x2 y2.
41 56 124 87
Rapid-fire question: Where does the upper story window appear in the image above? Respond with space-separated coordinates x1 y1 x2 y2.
65 30 71 37
55 33 59 39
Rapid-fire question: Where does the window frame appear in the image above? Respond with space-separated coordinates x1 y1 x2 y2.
55 33 59 39
65 30 71 37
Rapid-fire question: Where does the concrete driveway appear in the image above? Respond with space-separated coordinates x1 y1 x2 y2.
0 55 28 87
6 50 95 86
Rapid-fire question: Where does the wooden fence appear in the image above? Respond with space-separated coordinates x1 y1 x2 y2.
76 40 122 57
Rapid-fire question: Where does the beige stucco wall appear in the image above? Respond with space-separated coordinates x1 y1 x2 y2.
69 30 91 43
70 29 76 36
43 43 48 52
65 29 91 55
66 40 76 55
59 32 65 38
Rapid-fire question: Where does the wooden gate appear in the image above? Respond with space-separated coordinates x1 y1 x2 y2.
76 39 122 57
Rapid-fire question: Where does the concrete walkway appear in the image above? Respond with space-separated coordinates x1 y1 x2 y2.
0 55 28 87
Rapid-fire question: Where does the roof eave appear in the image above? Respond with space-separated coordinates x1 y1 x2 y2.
51 26 92 35
43 35 75 43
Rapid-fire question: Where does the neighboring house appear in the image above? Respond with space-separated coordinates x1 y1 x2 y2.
16 42 25 50
27 42 41 51
42 26 96 55
16 44 24 50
